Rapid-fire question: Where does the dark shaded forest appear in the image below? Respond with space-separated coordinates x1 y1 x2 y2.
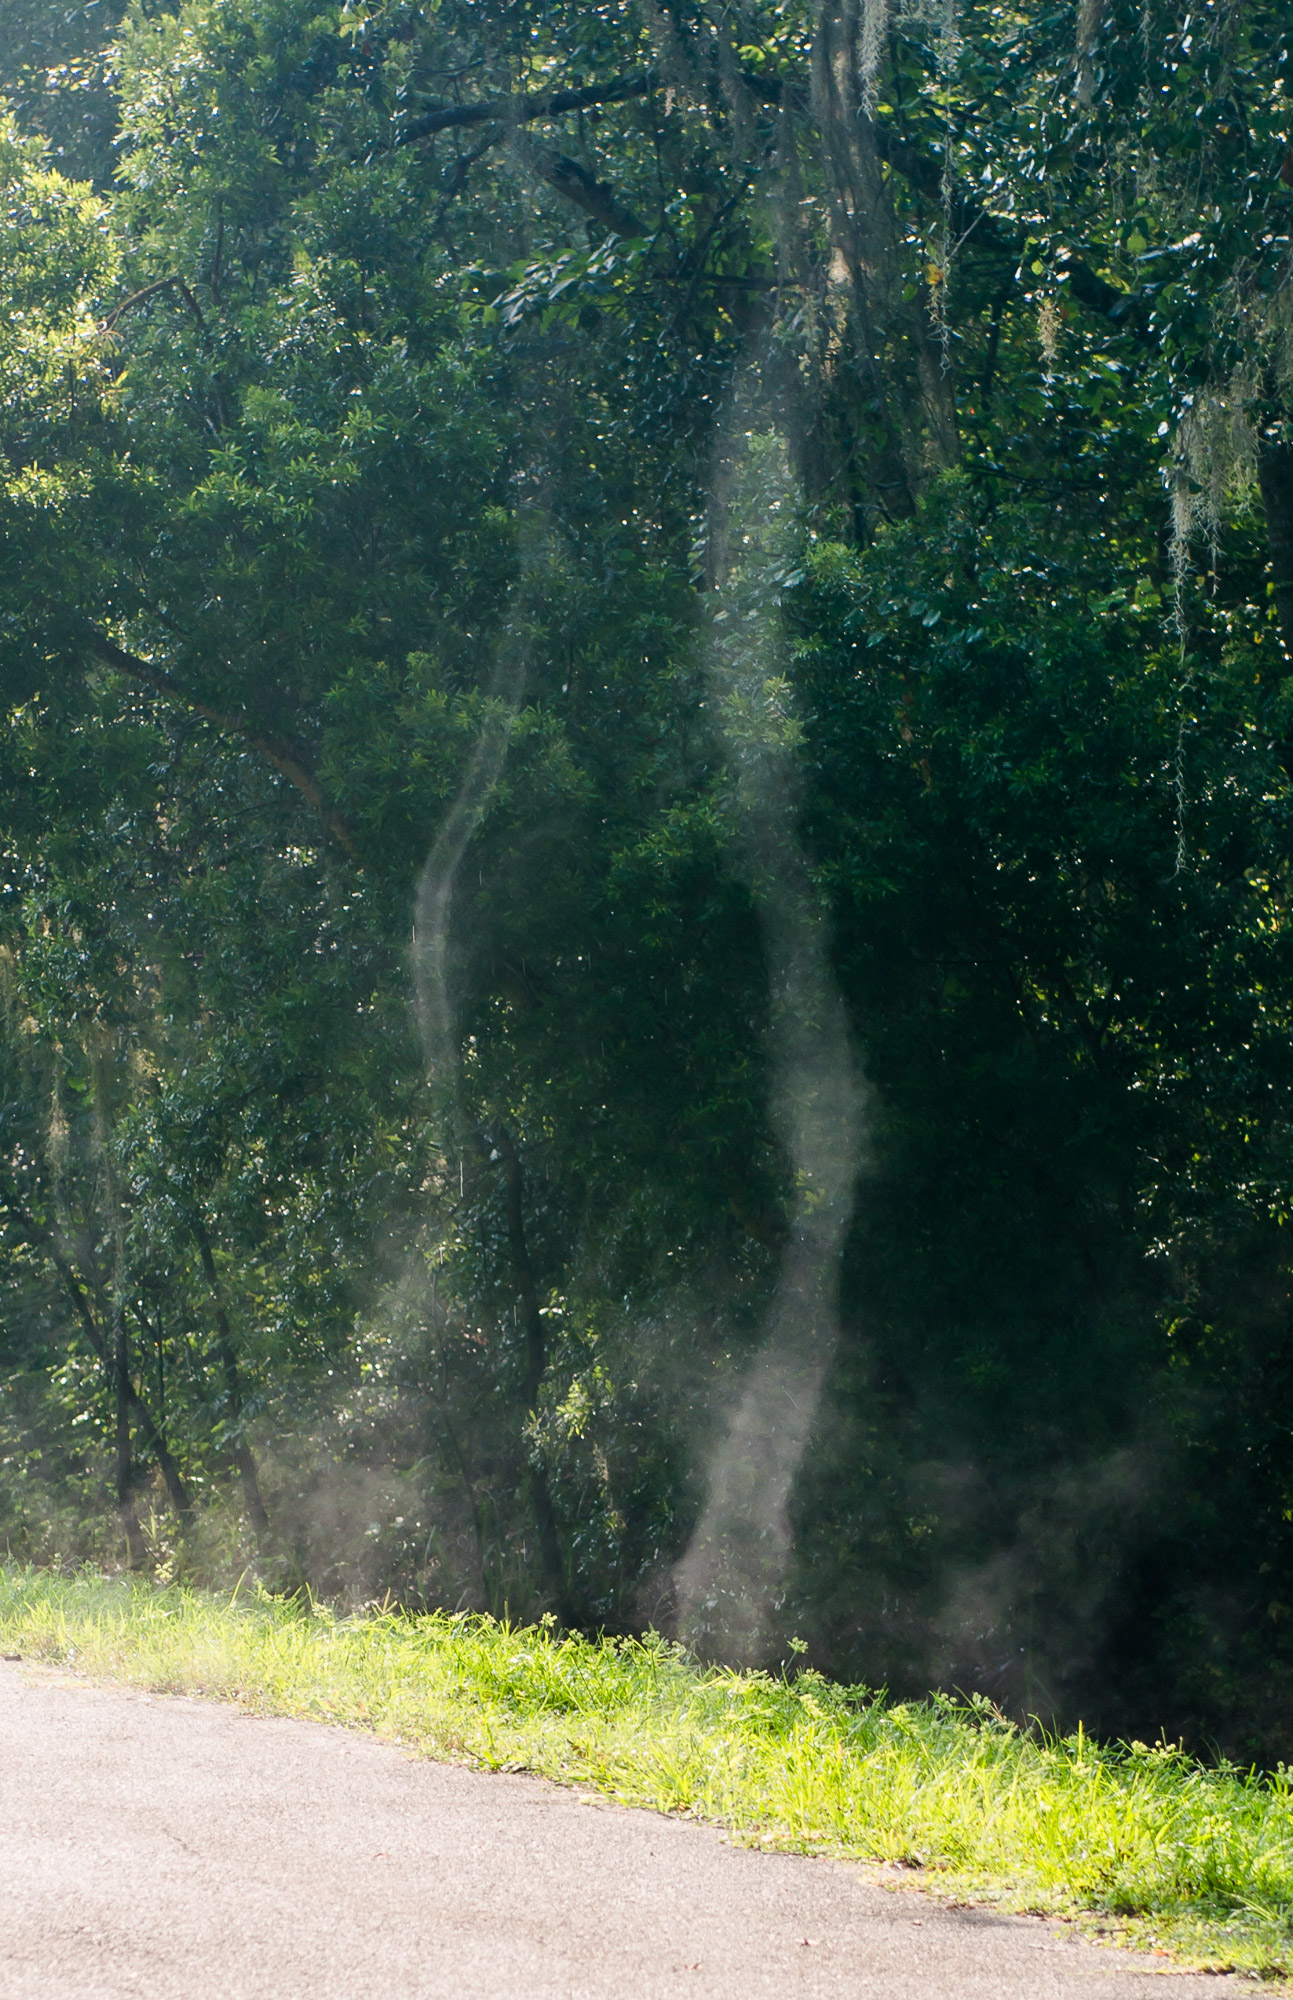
2 0 1293 1756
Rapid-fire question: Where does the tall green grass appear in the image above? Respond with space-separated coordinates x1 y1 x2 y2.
0 1566 1289 1981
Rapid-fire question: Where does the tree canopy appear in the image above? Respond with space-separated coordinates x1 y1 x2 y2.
3 0 1293 1753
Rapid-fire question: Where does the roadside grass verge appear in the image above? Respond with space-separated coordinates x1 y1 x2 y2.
0 1566 1288 1982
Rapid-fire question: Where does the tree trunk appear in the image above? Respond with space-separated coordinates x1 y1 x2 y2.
128 1310 195 1527
112 1301 148 1569
1257 436 1293 669
85 1049 149 1568
193 1215 271 1540
811 0 959 523
488 1128 569 1617
441 1406 490 1608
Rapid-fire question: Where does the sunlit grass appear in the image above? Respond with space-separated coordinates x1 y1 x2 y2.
1 1565 1289 1981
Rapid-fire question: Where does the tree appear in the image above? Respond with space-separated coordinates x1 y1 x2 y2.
3 0 1293 1752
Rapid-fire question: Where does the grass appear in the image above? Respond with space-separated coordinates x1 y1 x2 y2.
0 1566 1289 1983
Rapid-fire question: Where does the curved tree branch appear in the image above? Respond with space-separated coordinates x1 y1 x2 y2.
397 72 656 147
515 136 647 238
103 274 209 340
82 629 358 857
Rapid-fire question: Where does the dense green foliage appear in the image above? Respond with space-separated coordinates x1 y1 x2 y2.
3 0 1293 1753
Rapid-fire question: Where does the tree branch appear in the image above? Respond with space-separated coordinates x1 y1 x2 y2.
103 275 208 339
397 72 656 147
82 629 358 857
515 137 647 238
431 124 505 226
399 62 786 244
398 59 1150 343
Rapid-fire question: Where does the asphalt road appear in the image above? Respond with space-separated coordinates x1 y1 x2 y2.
0 1659 1261 1998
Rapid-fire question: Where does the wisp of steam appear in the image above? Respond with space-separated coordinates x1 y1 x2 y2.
406 394 863 1666
411 583 533 1089
674 397 867 1666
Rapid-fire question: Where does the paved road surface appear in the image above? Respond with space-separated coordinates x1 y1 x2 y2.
0 1659 1260 1998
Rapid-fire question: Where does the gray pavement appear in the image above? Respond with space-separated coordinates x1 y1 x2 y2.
0 1658 1260 1998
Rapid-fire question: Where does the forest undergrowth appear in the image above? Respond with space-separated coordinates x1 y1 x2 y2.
2 1566 1291 1983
